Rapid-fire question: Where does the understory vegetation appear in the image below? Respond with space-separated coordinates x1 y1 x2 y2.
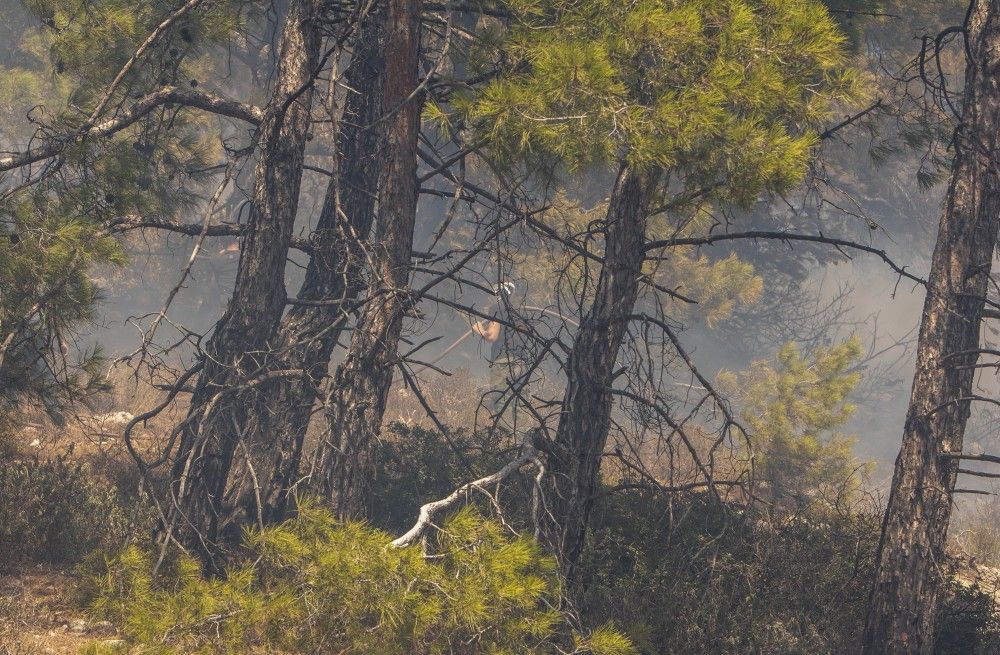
6 0 1000 652
3 411 1000 653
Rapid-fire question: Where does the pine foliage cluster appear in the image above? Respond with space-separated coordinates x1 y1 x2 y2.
0 0 241 416
84 503 635 655
0 191 122 417
720 338 868 513
19 0 243 105
462 0 865 204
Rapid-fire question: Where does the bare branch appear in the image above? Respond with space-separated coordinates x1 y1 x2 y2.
644 230 924 286
819 99 886 140
112 215 313 253
0 87 263 172
943 452 1000 465
958 468 1000 479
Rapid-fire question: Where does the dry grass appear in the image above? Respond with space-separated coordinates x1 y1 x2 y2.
7 363 185 482
0 568 119 655
0 368 172 655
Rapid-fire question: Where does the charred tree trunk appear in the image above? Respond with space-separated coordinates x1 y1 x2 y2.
862 2 1000 652
168 0 322 567
543 164 659 569
320 0 423 519
230 14 386 528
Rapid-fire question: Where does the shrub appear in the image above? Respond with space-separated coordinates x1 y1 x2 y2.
84 502 635 655
935 579 1000 655
370 422 525 533
576 490 879 654
323 423 1000 654
0 453 146 571
578 489 1000 655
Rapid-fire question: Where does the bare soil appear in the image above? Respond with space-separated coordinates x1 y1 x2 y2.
0 567 120 655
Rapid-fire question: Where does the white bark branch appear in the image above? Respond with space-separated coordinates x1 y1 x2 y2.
392 431 541 548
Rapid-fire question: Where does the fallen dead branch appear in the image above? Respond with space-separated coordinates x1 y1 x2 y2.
393 430 541 548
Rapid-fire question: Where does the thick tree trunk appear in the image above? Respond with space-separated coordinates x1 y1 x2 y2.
230 14 386 528
543 164 658 568
168 0 322 567
862 2 1000 652
320 0 423 519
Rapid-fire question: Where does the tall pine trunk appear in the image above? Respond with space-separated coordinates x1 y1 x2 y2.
320 0 423 519
543 164 658 568
862 1 1000 651
230 14 386 528
168 0 322 567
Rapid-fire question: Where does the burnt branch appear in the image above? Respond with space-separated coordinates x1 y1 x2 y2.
392 430 541 547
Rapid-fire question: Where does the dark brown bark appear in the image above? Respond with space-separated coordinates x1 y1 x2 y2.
543 164 659 568
229 13 387 528
320 0 423 519
862 2 1000 652
167 0 323 567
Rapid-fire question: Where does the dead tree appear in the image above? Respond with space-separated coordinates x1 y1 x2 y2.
319 0 424 519
167 0 325 566
862 2 1000 652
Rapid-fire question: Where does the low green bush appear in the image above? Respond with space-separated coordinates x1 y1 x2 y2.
83 502 635 655
579 490 1000 655
0 453 146 571
375 424 1000 654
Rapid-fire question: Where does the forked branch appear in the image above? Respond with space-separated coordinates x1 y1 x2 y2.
392 430 541 547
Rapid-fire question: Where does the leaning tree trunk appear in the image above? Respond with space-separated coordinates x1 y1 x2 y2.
229 13 387 528
862 2 1000 652
542 164 659 569
320 0 423 519
168 0 322 568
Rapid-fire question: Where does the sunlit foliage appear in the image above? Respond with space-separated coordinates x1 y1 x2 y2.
85 503 635 655
461 0 866 205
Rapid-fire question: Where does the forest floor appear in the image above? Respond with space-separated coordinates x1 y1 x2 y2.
0 567 120 655
0 405 139 655
3 376 1000 654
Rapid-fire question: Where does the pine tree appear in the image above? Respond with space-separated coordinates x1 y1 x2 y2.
168 0 326 568
460 0 864 569
720 338 869 515
0 0 236 424
863 1 1000 651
